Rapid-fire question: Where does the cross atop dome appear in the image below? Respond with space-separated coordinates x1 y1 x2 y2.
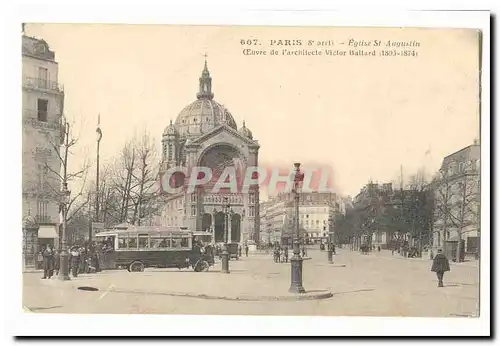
197 54 214 100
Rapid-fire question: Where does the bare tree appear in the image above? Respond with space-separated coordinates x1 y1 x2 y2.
129 132 161 226
96 131 161 227
42 116 90 224
434 161 480 262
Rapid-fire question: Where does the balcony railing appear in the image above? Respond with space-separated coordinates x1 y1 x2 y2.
36 215 52 223
23 109 61 131
23 77 64 93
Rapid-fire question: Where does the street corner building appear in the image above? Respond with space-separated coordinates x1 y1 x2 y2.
157 59 261 245
432 142 481 261
21 34 65 269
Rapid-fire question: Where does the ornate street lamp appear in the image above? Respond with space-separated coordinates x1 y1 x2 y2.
93 115 103 244
212 207 217 244
58 182 71 281
220 197 231 274
289 163 306 293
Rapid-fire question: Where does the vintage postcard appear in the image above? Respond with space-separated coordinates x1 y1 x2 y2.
14 12 489 337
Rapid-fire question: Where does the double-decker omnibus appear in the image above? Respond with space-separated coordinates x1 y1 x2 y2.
95 227 215 272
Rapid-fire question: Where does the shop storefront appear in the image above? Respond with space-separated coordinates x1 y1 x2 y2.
22 216 59 270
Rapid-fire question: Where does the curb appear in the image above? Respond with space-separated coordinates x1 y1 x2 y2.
39 280 333 302
315 263 347 268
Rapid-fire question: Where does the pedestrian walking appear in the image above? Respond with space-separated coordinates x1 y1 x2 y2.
245 245 249 257
431 249 450 287
42 245 55 279
238 245 242 257
284 246 289 263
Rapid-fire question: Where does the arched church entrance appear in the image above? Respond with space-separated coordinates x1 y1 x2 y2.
201 213 212 233
214 212 225 242
231 214 241 243
198 144 244 190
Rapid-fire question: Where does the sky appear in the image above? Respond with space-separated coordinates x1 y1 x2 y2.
24 24 480 198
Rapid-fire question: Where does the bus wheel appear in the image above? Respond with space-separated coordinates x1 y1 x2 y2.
129 261 144 272
194 260 209 272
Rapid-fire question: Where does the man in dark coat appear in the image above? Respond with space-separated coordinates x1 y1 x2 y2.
42 245 55 279
284 246 289 263
431 249 450 287
245 245 249 257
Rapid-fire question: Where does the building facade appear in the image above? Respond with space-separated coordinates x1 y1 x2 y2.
158 59 260 244
432 142 480 254
350 181 434 250
22 35 64 267
260 192 345 245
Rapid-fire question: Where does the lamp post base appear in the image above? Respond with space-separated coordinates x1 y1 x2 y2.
327 250 333 264
58 251 71 281
289 253 305 293
221 248 230 274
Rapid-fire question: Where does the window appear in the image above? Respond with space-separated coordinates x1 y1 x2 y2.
127 237 137 249
191 205 197 216
150 238 160 248
249 206 255 217
138 235 149 249
180 237 189 248
36 200 48 222
37 99 48 122
117 238 127 249
249 193 256 204
171 238 181 248
37 67 48 88
168 143 173 161
158 238 171 248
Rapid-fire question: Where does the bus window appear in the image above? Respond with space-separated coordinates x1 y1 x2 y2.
138 236 149 249
158 238 171 248
127 237 137 249
150 238 160 248
117 237 127 249
180 237 189 248
171 238 182 248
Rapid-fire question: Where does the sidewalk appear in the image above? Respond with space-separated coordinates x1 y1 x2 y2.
34 258 332 302
370 250 479 268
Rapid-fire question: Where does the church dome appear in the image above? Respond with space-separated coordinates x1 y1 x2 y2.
173 59 238 138
163 119 178 136
238 121 253 139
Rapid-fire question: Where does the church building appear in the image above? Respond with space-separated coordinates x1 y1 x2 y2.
159 59 260 244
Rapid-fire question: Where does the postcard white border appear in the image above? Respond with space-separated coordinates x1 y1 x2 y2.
2 1 491 338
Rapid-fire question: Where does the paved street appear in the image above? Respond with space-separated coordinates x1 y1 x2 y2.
23 248 479 317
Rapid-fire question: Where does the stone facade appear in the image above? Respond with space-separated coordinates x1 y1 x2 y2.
22 35 64 262
432 143 480 254
158 59 260 244
260 192 344 245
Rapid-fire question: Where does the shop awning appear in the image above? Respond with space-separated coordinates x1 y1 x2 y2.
38 225 58 239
